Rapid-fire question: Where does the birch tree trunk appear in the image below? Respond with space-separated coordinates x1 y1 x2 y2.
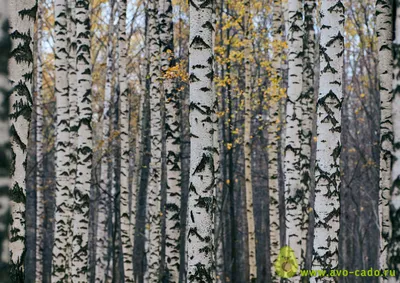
144 0 163 280
389 2 400 281
299 0 315 266
243 0 256 280
8 0 35 279
312 0 344 279
71 0 92 281
96 1 115 281
118 0 134 281
159 0 181 279
111 59 121 282
269 0 283 280
35 1 44 280
131 90 143 248
67 0 77 276
376 0 392 271
187 0 217 279
285 0 303 271
128 94 138 249
0 3 11 280
52 0 72 280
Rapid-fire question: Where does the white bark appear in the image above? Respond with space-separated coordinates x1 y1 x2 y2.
269 1 283 280
285 0 303 272
376 0 392 271
144 0 163 280
67 0 77 276
160 0 181 279
243 1 256 280
118 0 134 281
68 2 77 193
187 0 217 279
52 0 72 280
299 0 315 267
311 0 344 280
8 0 35 278
71 0 92 281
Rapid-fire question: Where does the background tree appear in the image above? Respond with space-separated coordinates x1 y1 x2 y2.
96 0 115 281
160 0 182 279
144 0 163 280
269 0 284 280
118 0 135 281
35 0 44 280
243 0 257 280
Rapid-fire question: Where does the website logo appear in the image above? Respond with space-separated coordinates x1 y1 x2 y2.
274 246 299 278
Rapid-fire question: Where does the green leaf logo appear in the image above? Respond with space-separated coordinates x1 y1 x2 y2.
274 246 299 278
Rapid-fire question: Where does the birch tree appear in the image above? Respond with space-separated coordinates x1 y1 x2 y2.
52 0 72 280
285 0 303 269
67 0 77 275
159 0 182 279
118 0 134 281
187 0 217 279
312 0 344 278
269 0 283 279
130 87 143 251
8 0 35 279
243 0 256 280
299 0 315 265
35 0 44 280
144 0 163 280
110 53 120 282
96 1 115 281
389 1 400 280
71 0 92 280
376 0 392 270
0 2 11 280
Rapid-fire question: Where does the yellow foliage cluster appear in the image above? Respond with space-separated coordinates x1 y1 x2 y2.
164 60 189 84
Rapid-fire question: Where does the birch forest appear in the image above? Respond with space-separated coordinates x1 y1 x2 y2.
3 0 400 282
